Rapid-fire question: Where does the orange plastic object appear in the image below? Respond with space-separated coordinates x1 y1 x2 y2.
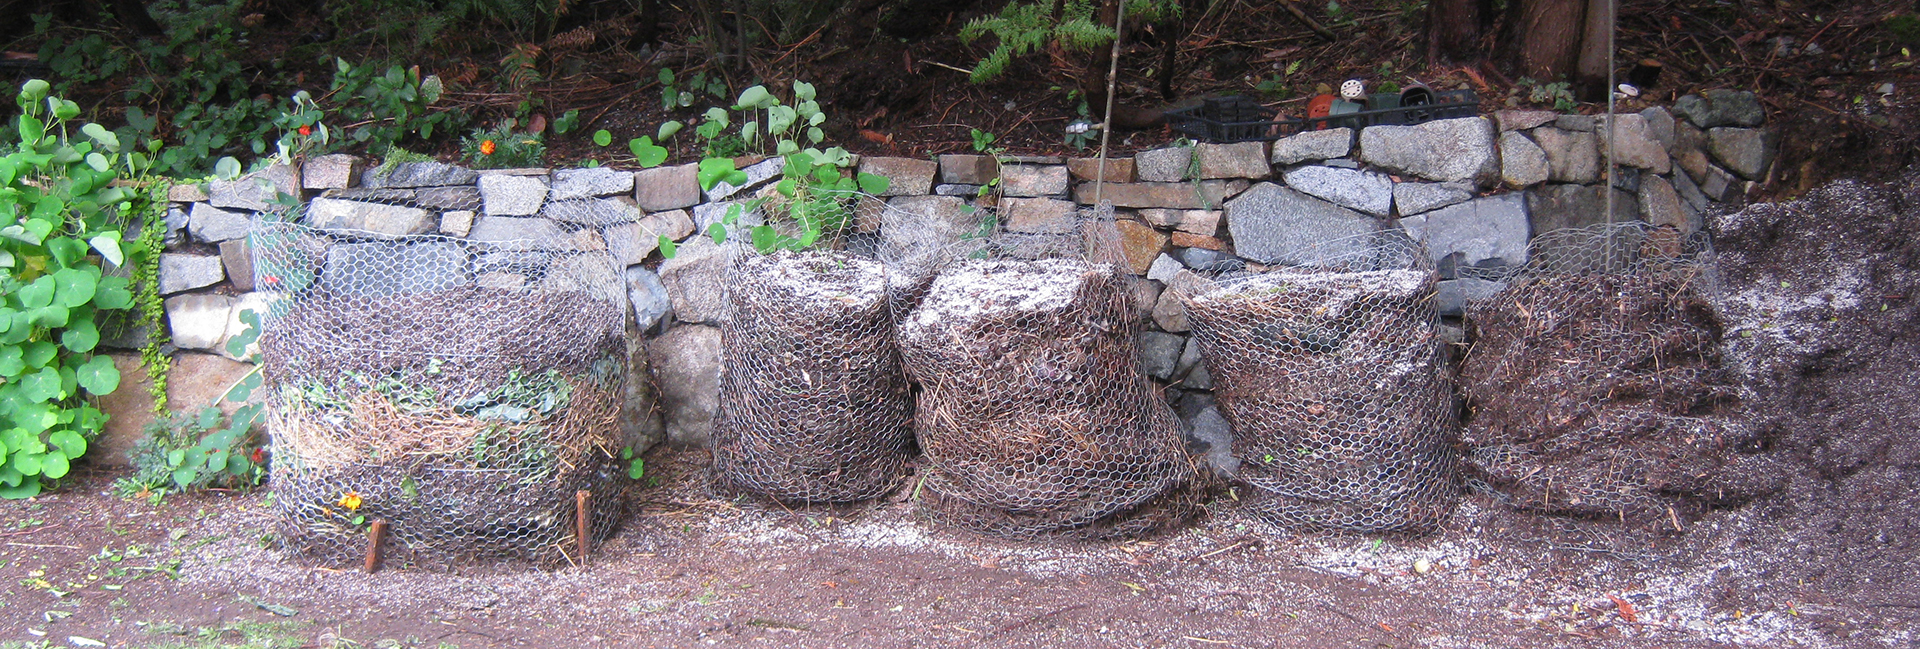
1306 94 1336 128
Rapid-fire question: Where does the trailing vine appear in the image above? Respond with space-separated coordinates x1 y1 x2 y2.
124 179 171 414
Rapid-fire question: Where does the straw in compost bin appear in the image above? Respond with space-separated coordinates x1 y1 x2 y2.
1177 266 1459 533
898 258 1202 540
1461 268 1752 518
711 250 916 503
253 221 629 568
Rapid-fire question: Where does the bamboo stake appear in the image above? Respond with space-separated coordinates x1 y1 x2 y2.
364 519 388 573
575 490 592 564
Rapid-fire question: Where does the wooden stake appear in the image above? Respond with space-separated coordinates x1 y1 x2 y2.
574 490 592 564
364 519 388 573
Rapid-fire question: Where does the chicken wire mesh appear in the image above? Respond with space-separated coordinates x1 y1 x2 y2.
251 210 628 569
708 194 918 504
1169 231 1459 534
891 203 1204 540
1458 222 1753 520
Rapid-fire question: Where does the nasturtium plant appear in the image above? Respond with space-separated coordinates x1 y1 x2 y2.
0 79 147 498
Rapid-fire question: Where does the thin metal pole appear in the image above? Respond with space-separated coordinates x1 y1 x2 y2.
1604 0 1618 269
1093 0 1129 206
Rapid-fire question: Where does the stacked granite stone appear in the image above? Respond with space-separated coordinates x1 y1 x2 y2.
115 90 1774 471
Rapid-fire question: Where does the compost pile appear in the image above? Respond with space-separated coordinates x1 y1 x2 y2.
710 250 916 503
1172 236 1458 533
896 258 1202 540
1460 224 1753 519
256 221 627 568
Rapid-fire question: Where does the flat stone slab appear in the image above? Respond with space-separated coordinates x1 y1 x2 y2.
1136 147 1192 183
634 164 702 211
1397 193 1530 271
479 174 550 216
306 197 437 237
550 167 636 200
1002 197 1078 234
1281 165 1393 216
1269 128 1352 165
188 202 252 243
1225 182 1379 266
320 241 472 295
858 157 938 196
163 294 233 351
158 254 225 295
939 154 999 185
1393 182 1475 216
1196 141 1270 179
544 197 642 226
1358 117 1499 186
1000 164 1070 197
360 161 479 188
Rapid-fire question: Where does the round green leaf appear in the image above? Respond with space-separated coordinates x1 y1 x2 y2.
84 152 110 172
207 448 229 472
18 276 54 309
49 430 85 460
38 452 67 479
52 268 97 308
76 354 120 396
27 305 68 329
92 276 132 310
51 99 79 120
857 172 891 195
60 318 98 353
592 130 612 147
89 235 125 267
17 114 44 144
214 156 242 180
0 479 42 499
658 121 683 140
793 81 816 102
0 345 21 377
24 342 56 368
13 451 41 476
172 467 198 488
734 85 774 110
19 367 63 403
12 402 56 434
19 79 50 103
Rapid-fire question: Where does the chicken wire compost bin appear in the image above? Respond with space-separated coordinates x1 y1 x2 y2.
1170 232 1459 533
894 210 1204 540
1459 223 1754 519
252 218 628 568
710 246 916 504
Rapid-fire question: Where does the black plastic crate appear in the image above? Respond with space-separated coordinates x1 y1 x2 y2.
1166 90 1480 143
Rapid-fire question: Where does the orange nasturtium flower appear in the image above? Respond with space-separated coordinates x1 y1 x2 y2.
480 140 497 155
336 491 364 511
298 124 312 136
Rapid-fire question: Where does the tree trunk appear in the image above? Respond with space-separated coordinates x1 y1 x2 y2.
1514 0 1587 81
1573 0 1614 101
113 0 163 37
1425 0 1490 64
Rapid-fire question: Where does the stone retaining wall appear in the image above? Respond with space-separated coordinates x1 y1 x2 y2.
99 91 1777 466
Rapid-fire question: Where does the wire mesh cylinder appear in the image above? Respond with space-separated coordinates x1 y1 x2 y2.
1172 232 1459 533
1459 222 1751 519
710 250 916 503
897 256 1203 540
252 218 628 568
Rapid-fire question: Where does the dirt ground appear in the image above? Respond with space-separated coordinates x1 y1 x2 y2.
0 173 1915 649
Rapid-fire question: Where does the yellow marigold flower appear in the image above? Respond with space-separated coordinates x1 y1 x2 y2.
336 491 364 511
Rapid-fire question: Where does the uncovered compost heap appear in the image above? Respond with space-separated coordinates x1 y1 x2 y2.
896 258 1203 540
1174 259 1459 534
710 251 915 503
261 284 627 568
1460 231 1755 520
